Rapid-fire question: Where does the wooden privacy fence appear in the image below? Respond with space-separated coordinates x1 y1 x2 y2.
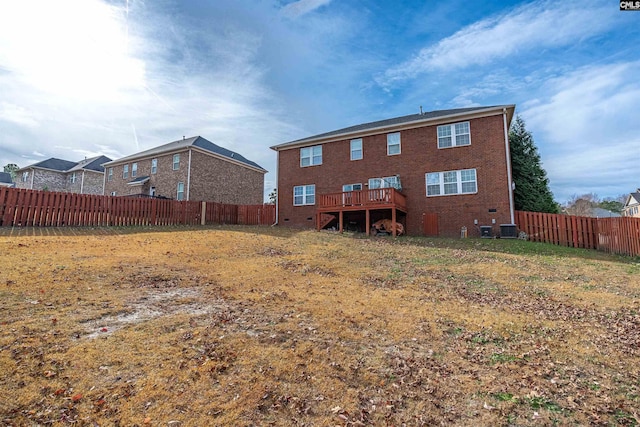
0 187 275 228
515 210 640 257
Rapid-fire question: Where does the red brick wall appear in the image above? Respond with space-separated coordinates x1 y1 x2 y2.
276 113 513 237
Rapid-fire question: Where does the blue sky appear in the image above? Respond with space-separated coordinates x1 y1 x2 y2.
1 0 639 203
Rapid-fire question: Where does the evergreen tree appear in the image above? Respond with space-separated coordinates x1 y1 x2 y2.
509 116 559 213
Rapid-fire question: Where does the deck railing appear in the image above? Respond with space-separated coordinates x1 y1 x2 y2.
318 188 406 210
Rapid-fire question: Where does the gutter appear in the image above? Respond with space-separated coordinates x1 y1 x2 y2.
503 108 515 224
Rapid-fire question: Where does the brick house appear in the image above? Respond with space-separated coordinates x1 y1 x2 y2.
102 136 266 204
15 156 112 194
270 105 516 237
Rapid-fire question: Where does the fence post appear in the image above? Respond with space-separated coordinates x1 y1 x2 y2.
201 201 206 226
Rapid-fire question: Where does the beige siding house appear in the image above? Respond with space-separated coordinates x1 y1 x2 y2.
15 156 111 194
102 136 266 204
623 191 640 218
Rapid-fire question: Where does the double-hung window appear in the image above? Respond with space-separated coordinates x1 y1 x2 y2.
300 146 322 167
293 185 315 206
350 139 362 160
387 132 401 155
70 172 76 184
342 183 362 192
426 169 477 196
22 171 29 182
123 164 129 179
151 159 157 174
132 162 138 178
437 121 470 148
107 168 113 181
177 182 185 201
173 154 180 170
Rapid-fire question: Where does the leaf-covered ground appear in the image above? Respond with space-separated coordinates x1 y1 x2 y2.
1 226 639 426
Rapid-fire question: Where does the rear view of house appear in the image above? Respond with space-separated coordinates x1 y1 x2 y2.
102 136 266 204
15 155 111 195
623 190 640 218
271 105 516 237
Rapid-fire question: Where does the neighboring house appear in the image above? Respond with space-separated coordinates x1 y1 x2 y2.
0 172 14 187
271 105 516 237
622 190 640 218
15 155 112 195
102 136 266 205
590 207 621 218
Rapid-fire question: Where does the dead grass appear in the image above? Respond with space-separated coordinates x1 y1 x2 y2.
1 226 640 426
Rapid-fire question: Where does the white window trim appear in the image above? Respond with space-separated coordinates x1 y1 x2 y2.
368 176 401 190
342 183 362 192
132 162 138 178
70 172 76 184
151 159 157 174
350 139 363 161
173 154 180 171
293 184 316 206
426 168 477 197
437 121 471 149
387 132 401 156
22 171 29 182
177 182 185 200
300 145 322 167
123 164 129 179
107 168 113 181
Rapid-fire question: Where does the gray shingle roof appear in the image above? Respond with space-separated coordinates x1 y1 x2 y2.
28 158 78 172
272 105 515 149
68 155 112 173
103 136 266 172
17 155 112 173
0 172 13 184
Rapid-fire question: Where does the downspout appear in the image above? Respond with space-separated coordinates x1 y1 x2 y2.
503 108 515 224
80 170 85 194
102 168 107 195
186 149 192 201
272 150 279 226
30 168 34 189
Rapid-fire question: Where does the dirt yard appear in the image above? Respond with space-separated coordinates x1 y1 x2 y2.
1 226 639 426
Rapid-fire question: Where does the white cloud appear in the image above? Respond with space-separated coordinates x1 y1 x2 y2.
0 102 39 128
521 62 640 201
379 0 614 87
281 0 332 19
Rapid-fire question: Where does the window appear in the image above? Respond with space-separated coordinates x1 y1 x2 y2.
350 139 362 160
387 132 401 155
342 183 362 192
368 176 401 190
70 172 76 184
437 121 470 148
426 169 477 196
123 164 129 179
293 184 315 206
173 154 180 170
177 182 185 201
107 168 113 181
22 171 29 182
132 162 138 178
110 191 117 196
300 145 322 167
151 159 157 174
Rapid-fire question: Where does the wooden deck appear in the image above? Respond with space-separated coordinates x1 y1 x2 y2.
316 188 407 236
317 188 407 212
